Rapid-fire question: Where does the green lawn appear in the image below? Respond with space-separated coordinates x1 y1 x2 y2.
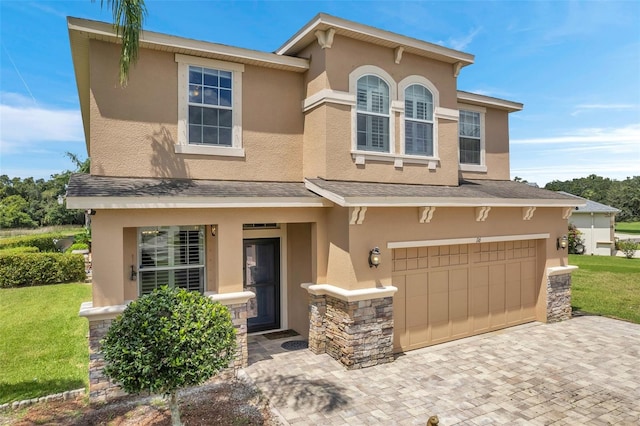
570 254 640 323
0 283 92 404
615 221 640 235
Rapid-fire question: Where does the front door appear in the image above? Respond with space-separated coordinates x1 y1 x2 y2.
243 238 280 333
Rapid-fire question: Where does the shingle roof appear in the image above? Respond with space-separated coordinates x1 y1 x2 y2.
557 192 620 214
67 174 323 199
305 178 584 207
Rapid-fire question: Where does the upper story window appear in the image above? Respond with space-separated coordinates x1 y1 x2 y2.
356 75 390 152
175 54 245 157
188 66 233 146
404 84 434 156
459 110 483 165
138 226 205 296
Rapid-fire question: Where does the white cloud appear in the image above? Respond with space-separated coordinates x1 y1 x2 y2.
571 104 637 116
437 27 482 51
0 93 84 154
511 124 640 145
511 161 639 186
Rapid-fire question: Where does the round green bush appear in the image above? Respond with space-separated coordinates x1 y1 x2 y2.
101 287 236 425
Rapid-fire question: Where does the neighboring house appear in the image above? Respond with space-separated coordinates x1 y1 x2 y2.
559 192 619 256
66 13 583 400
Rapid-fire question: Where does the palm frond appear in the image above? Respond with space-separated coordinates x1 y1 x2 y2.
100 0 147 86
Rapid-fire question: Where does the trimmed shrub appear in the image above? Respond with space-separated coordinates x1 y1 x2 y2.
0 246 40 254
67 242 89 252
618 239 639 259
0 233 65 252
102 287 236 425
0 252 86 288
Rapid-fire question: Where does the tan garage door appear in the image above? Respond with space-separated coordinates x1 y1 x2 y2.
392 240 538 353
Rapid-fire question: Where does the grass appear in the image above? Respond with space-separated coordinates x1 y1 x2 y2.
0 283 92 404
615 221 640 235
0 225 85 239
570 254 640 324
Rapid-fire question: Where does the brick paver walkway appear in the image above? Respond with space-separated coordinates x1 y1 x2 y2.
244 316 640 425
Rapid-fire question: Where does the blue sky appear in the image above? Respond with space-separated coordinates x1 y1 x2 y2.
1 0 638 185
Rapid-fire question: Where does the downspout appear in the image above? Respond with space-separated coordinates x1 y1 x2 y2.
591 212 594 255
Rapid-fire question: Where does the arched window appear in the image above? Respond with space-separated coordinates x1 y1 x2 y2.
404 84 434 156
356 75 390 152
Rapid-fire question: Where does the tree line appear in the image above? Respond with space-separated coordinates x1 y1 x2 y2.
0 154 89 229
544 175 640 222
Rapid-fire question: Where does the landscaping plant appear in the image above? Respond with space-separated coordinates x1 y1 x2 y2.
618 239 639 259
567 223 585 254
101 286 236 426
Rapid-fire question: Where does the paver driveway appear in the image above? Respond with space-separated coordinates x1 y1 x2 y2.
244 316 640 425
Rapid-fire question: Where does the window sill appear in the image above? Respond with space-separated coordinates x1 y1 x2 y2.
175 144 245 157
459 164 487 173
351 151 439 169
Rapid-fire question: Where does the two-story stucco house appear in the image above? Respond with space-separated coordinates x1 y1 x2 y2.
66 13 582 400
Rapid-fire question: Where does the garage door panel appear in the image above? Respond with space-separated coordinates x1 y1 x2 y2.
393 240 539 353
406 273 428 328
429 270 449 325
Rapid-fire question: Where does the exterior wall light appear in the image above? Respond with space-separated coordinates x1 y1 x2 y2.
557 235 568 250
369 247 381 268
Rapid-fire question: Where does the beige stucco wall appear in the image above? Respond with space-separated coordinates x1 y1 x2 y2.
287 223 312 337
88 40 304 181
459 106 511 181
90 207 327 307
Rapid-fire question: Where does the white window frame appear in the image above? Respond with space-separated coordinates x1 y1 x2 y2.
398 76 439 159
349 66 397 159
458 104 487 172
137 225 206 296
175 54 244 157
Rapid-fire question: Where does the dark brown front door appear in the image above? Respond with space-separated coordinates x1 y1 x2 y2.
243 238 280 333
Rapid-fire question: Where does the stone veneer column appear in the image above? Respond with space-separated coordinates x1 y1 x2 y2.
546 273 572 322
308 294 327 354
226 302 249 369
88 319 126 401
545 266 578 323
303 284 397 370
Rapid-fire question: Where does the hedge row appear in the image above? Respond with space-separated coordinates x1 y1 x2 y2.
0 233 65 252
0 246 40 254
0 253 86 288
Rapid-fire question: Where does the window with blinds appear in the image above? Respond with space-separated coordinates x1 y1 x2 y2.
138 226 205 295
356 75 390 152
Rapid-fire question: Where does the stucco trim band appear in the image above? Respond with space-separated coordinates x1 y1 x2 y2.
79 301 129 321
205 291 256 305
302 89 355 112
388 233 550 249
547 265 579 277
301 283 398 302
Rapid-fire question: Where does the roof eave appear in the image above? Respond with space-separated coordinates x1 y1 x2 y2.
66 195 333 209
457 90 523 112
67 17 309 72
276 13 474 67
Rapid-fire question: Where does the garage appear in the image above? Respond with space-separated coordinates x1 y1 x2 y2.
392 239 539 352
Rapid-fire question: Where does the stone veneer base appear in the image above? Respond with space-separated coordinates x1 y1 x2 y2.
547 273 572 322
308 293 394 369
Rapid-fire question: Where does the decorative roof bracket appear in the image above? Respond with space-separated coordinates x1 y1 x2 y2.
315 28 336 49
562 207 573 220
522 206 536 221
453 61 463 77
394 46 404 64
475 206 491 222
419 206 436 223
349 206 368 225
